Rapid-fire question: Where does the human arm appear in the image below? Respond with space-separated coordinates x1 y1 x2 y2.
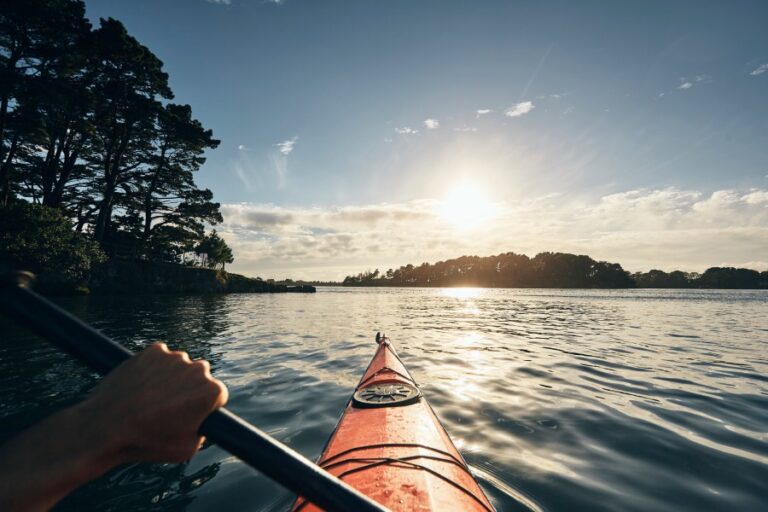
0 342 228 511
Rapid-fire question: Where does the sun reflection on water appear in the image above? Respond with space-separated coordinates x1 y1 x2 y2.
441 287 485 299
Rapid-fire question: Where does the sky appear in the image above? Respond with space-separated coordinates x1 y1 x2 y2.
84 0 768 280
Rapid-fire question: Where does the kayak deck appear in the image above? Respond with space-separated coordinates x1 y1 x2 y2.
292 336 494 512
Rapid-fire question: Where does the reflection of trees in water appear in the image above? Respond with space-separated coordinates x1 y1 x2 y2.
0 320 99 433
2 294 233 510
55 459 221 511
66 293 232 369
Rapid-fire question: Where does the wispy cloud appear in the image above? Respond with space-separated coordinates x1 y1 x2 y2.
505 101 535 118
274 137 298 156
454 125 478 132
206 0 231 4
424 118 440 130
233 162 256 192
537 93 569 100
476 109 492 117
518 45 553 101
750 63 768 76
233 138 295 191
395 127 419 135
677 74 710 90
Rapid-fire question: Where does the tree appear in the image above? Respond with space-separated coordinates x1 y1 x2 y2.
136 103 221 253
88 18 172 243
343 251 635 288
195 231 233 270
0 2 228 278
696 267 765 289
633 269 692 288
0 0 91 206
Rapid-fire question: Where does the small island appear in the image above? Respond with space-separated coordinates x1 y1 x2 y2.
342 252 768 289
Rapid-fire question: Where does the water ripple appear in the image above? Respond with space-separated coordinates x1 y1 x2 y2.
1 288 767 511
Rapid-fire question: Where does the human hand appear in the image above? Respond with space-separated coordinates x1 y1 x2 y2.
76 342 229 465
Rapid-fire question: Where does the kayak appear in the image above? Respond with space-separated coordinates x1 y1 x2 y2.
292 334 495 512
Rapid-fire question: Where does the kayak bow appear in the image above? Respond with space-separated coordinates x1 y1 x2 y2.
292 335 495 512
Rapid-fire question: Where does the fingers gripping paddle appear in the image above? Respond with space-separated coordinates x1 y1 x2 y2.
0 272 388 512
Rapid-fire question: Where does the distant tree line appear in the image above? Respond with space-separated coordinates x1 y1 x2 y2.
342 252 768 289
631 267 768 289
0 1 233 279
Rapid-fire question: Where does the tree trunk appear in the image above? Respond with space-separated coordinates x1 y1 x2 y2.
94 174 117 243
47 140 82 207
143 144 167 241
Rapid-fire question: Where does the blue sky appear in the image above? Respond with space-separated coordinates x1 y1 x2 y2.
85 0 768 279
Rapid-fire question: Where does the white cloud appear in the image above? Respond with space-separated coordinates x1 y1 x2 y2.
219 187 768 280
206 0 231 4
750 63 768 76
453 125 478 132
677 74 710 91
237 144 251 151
395 127 419 135
537 93 569 100
505 101 535 118
274 137 298 156
424 118 440 130
476 109 492 117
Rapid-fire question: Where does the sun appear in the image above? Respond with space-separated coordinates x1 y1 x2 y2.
438 184 496 230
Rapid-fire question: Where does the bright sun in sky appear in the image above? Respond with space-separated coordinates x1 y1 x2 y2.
439 184 497 231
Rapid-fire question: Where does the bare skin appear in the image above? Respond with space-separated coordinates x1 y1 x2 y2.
0 343 228 511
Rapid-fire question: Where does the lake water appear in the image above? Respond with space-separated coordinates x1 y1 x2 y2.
1 287 767 511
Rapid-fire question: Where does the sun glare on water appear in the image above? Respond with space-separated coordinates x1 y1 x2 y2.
439 184 497 230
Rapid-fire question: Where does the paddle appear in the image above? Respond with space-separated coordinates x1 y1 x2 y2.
0 272 389 512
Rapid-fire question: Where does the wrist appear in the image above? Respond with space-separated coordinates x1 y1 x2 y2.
66 401 127 473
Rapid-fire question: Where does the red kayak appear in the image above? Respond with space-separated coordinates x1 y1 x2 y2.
292 334 495 512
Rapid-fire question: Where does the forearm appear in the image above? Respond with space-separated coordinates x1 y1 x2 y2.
0 343 227 510
0 403 121 511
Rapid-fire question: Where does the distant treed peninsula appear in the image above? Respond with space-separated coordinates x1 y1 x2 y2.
342 252 768 289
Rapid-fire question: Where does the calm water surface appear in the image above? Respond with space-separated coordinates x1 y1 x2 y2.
1 287 767 511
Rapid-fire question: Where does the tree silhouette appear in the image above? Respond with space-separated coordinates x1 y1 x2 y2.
195 230 234 270
0 1 228 275
341 252 766 289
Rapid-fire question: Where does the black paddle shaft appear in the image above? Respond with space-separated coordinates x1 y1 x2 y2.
0 272 389 512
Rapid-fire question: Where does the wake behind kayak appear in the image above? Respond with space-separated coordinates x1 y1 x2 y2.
292 334 495 511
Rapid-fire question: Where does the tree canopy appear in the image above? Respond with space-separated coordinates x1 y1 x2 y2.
0 201 105 282
194 230 234 270
0 0 231 271
343 252 768 289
